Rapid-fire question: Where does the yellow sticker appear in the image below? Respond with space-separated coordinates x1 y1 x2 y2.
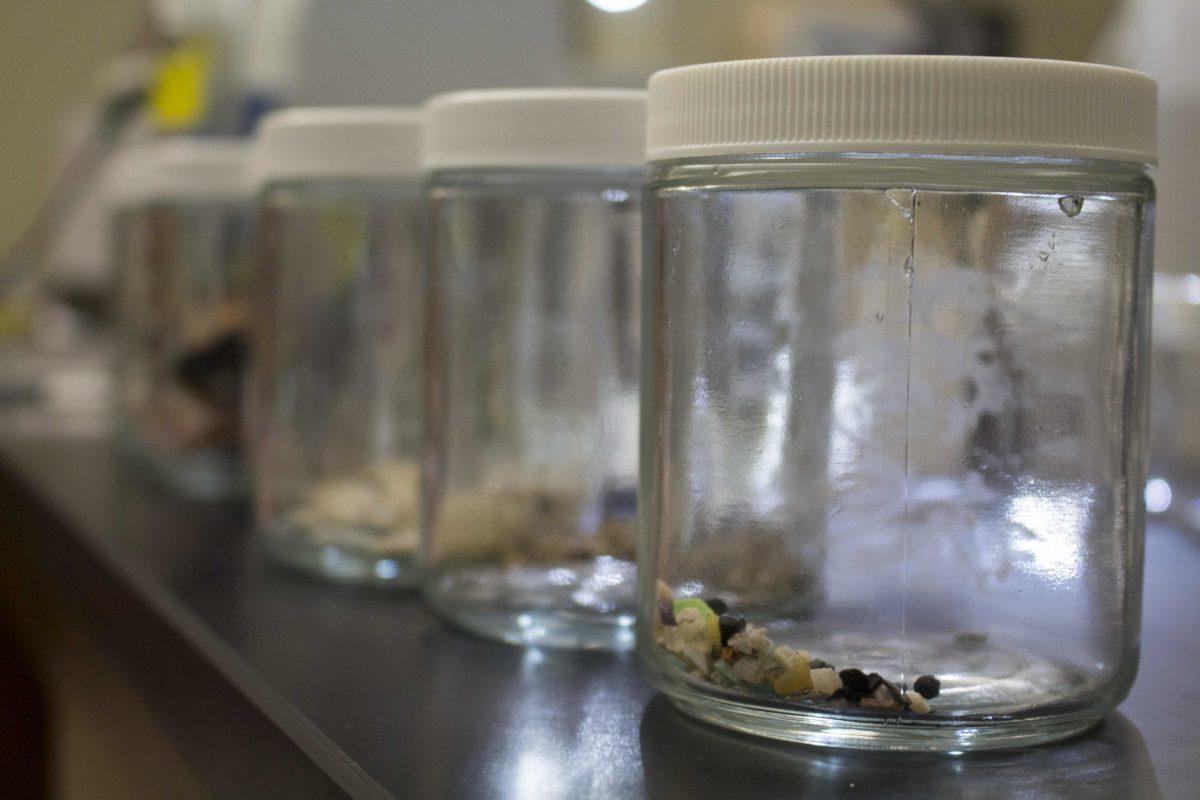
150 37 213 131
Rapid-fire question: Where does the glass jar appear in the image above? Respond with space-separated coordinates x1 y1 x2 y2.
423 90 645 649
248 108 425 585
639 57 1157 750
1147 273 1200 529
112 138 253 499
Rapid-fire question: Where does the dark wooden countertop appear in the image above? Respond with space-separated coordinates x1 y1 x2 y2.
1 436 1192 798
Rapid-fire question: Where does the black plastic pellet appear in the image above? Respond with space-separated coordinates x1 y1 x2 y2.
718 614 745 645
865 673 885 694
829 688 859 705
914 675 941 699
705 597 729 615
658 600 676 627
839 669 869 696
808 658 832 670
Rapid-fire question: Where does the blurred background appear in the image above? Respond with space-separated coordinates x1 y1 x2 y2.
4 0 1196 347
1 0 1198 797
3 0 1192 464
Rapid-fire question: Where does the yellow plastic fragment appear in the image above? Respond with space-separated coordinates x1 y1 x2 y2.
772 661 812 695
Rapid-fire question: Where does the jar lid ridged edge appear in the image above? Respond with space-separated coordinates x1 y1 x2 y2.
646 56 1158 165
253 106 424 185
423 88 647 170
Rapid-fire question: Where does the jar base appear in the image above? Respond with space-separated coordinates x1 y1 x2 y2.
260 528 419 587
642 625 1130 751
658 684 1109 752
428 601 637 652
426 559 637 650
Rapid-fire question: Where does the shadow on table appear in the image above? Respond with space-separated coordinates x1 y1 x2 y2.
639 695 1162 800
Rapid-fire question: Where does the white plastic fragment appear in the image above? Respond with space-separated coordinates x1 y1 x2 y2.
727 623 771 654
810 667 843 697
661 607 714 671
905 690 931 714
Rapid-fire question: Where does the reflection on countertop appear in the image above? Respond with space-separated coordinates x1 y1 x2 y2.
640 696 1160 799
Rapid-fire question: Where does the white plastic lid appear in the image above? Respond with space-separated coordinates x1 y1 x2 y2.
422 89 647 170
253 107 424 184
103 137 253 206
646 56 1158 165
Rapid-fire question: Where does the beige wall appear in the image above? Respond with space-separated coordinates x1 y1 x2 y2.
0 0 146 256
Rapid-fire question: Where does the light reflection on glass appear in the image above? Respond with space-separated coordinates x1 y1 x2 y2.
521 647 546 676
585 0 649 11
1184 273 1200 305
1006 485 1090 582
829 358 868 480
513 751 564 800
373 558 400 581
547 567 576 586
1145 477 1173 514
749 350 791 501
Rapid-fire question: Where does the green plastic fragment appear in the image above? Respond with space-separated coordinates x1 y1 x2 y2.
673 598 715 618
